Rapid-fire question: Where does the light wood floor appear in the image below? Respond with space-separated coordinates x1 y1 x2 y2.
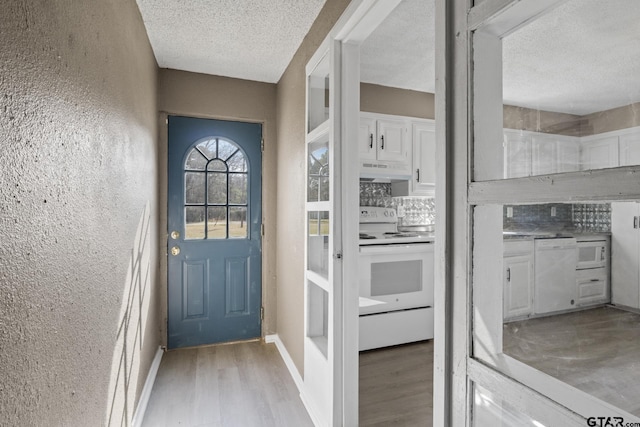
359 340 434 426
504 306 640 416
142 339 435 426
141 341 313 427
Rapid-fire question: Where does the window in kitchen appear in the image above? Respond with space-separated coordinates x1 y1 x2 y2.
468 0 640 423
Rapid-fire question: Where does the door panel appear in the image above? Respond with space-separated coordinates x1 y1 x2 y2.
168 115 262 349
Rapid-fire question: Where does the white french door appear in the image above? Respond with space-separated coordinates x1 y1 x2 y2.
451 0 640 424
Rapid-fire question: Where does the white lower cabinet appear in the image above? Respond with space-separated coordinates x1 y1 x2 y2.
504 254 534 320
576 268 608 306
503 241 534 320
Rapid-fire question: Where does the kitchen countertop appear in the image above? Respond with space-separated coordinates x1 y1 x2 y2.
503 231 610 241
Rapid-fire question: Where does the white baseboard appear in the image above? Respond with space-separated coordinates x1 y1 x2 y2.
265 334 323 426
132 346 164 427
265 334 303 391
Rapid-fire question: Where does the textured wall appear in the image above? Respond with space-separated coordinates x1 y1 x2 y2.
0 1 159 425
157 69 278 340
275 0 352 375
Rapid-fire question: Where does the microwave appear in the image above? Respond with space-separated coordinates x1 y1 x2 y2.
576 240 607 269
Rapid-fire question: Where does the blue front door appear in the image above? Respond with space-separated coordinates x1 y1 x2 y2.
167 116 262 349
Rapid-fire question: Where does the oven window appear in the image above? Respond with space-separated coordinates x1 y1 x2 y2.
371 260 422 296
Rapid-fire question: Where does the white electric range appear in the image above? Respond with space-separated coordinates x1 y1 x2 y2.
358 206 435 351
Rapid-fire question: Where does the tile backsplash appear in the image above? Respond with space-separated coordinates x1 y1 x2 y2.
359 182 393 207
503 203 611 232
359 181 435 226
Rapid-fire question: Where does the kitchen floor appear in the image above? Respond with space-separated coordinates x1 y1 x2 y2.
360 340 434 426
503 306 640 416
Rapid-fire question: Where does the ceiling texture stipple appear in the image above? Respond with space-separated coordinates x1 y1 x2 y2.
136 0 327 83
503 0 640 115
360 0 436 94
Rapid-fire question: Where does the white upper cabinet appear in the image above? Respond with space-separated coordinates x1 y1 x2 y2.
531 134 557 176
358 113 412 178
375 118 409 163
556 138 580 173
619 131 640 166
359 117 377 160
503 130 532 178
411 121 436 195
580 136 619 170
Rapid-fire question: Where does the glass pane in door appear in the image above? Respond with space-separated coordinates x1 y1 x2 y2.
474 0 640 181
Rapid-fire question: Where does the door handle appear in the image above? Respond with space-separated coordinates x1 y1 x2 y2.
381 135 385 150
170 230 180 240
369 133 373 149
506 267 511 282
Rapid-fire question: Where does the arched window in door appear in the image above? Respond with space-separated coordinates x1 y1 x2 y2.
183 137 248 239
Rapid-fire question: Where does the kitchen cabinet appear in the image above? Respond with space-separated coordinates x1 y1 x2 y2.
410 121 436 195
611 202 640 309
504 129 580 178
503 130 532 178
359 114 409 164
619 130 640 166
358 117 377 160
503 241 534 320
580 136 619 170
576 268 608 306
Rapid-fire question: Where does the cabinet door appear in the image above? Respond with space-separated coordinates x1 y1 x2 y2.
531 134 558 176
503 130 531 178
580 136 619 170
376 118 408 162
611 202 640 308
411 122 436 195
504 255 534 320
556 139 579 173
359 117 377 161
576 268 608 306
619 129 640 166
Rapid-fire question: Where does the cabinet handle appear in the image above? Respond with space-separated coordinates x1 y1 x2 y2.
635 216 638 229
601 248 605 261
369 133 373 149
381 135 385 150
590 279 599 282
506 267 511 282
416 169 420 183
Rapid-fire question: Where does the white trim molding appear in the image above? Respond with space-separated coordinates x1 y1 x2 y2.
132 346 164 427
264 334 323 426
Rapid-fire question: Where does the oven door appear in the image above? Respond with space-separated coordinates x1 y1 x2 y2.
359 243 434 315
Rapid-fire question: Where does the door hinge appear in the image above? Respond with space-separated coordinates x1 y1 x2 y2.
261 139 264 152
260 307 264 320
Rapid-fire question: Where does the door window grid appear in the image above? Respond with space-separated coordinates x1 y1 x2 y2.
184 138 248 240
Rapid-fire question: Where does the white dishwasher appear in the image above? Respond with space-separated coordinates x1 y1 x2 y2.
534 238 577 314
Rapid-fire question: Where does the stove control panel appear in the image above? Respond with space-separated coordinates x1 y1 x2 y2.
359 206 398 223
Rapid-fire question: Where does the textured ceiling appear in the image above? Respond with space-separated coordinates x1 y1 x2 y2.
136 0 327 83
360 0 435 94
503 0 640 115
137 0 640 115
362 0 640 115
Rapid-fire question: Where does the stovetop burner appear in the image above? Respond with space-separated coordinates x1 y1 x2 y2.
359 233 376 240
